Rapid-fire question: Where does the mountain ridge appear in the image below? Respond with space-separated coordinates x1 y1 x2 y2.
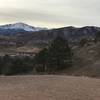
0 22 47 32
12 24 100 45
0 23 100 45
0 22 100 36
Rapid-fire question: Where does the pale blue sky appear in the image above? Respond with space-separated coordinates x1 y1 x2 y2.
0 0 100 28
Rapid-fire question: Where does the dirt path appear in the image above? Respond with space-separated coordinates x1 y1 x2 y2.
0 75 99 100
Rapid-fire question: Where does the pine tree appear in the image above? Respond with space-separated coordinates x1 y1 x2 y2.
34 48 48 72
47 36 73 71
34 36 73 72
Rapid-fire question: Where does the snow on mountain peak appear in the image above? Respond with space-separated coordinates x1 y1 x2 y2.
0 22 47 32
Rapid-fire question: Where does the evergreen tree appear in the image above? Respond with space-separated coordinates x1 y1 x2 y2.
34 36 73 72
34 48 48 72
95 31 100 42
47 36 72 71
2 55 13 75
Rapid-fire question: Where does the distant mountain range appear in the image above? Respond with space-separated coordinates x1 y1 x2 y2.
0 22 100 37
0 22 100 45
15 25 100 45
0 22 47 35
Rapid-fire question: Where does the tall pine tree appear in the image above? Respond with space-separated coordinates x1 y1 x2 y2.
47 36 72 71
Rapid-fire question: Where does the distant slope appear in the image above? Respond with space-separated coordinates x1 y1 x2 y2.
0 23 100 40
71 42 100 77
0 22 47 35
0 25 100 47
16 26 100 45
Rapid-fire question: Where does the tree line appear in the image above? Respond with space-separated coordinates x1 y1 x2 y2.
0 55 34 75
0 36 73 75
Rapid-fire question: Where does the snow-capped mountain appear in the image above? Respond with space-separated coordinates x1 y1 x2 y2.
0 22 47 32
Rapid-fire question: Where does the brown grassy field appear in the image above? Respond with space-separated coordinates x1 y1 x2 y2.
0 75 100 100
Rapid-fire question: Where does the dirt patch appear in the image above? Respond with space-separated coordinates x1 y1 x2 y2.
0 75 100 100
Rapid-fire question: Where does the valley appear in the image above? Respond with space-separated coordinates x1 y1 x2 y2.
0 23 100 77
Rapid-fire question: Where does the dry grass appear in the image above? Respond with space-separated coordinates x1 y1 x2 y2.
0 75 100 100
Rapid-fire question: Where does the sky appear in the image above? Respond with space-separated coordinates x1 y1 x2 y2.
0 0 100 28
